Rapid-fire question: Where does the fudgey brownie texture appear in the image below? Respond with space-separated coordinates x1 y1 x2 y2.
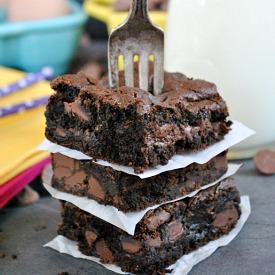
45 71 231 173
58 178 241 275
51 152 228 211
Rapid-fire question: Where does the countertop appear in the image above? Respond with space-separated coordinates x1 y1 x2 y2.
1 160 275 275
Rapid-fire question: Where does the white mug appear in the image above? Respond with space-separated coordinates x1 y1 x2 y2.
165 0 275 158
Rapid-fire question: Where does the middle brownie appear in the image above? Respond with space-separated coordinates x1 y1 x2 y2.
51 152 228 211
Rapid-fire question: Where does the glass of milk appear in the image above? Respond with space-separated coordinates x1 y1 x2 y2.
165 0 275 158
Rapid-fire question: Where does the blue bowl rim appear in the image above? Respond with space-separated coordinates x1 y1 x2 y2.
0 0 86 37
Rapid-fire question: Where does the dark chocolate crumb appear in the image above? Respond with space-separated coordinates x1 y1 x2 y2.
58 272 69 275
34 225 47 231
0 253 6 258
11 254 17 260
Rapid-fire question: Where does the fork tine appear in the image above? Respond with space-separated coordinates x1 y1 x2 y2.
139 53 148 91
124 52 134 87
153 51 164 95
108 48 119 88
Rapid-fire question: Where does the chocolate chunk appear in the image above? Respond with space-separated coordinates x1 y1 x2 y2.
121 238 142 254
167 221 184 243
254 149 275 175
88 176 105 200
95 239 114 263
213 206 239 232
147 210 171 231
85 230 98 247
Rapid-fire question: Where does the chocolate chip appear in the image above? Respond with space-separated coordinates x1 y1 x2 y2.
121 238 142 254
95 239 114 263
254 149 275 175
85 230 98 247
147 210 171 231
167 221 184 243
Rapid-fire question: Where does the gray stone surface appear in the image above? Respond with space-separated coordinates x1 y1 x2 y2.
0 160 275 275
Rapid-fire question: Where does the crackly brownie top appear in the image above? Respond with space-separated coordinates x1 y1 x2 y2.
50 70 225 116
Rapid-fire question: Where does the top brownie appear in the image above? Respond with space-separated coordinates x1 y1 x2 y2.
45 71 231 173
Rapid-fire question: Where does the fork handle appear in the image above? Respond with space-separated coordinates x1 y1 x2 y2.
129 0 148 19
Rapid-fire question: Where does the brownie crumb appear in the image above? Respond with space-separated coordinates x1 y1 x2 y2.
11 254 17 260
58 272 69 275
0 253 6 258
34 225 47 231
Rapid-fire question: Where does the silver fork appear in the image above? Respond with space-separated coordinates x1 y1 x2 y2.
108 0 164 95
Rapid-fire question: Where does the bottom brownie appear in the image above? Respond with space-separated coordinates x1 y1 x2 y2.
58 178 241 275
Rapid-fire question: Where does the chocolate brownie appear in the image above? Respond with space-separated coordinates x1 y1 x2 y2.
58 178 241 275
45 71 231 173
51 151 228 211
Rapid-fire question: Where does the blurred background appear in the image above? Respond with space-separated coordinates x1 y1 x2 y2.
0 0 274 207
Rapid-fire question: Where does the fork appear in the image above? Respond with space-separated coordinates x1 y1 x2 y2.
108 0 164 95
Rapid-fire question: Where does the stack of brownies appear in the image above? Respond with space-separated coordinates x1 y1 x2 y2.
44 71 242 274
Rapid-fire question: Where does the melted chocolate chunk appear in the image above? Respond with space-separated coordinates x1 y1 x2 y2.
121 238 142 254
85 230 98 247
95 239 114 263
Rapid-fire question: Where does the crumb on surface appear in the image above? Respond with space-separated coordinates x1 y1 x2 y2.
34 225 47 232
0 253 6 258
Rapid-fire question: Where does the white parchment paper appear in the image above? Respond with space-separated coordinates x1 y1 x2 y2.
38 121 254 179
44 196 250 275
43 164 241 235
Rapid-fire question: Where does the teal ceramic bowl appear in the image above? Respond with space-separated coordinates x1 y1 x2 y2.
0 1 86 75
